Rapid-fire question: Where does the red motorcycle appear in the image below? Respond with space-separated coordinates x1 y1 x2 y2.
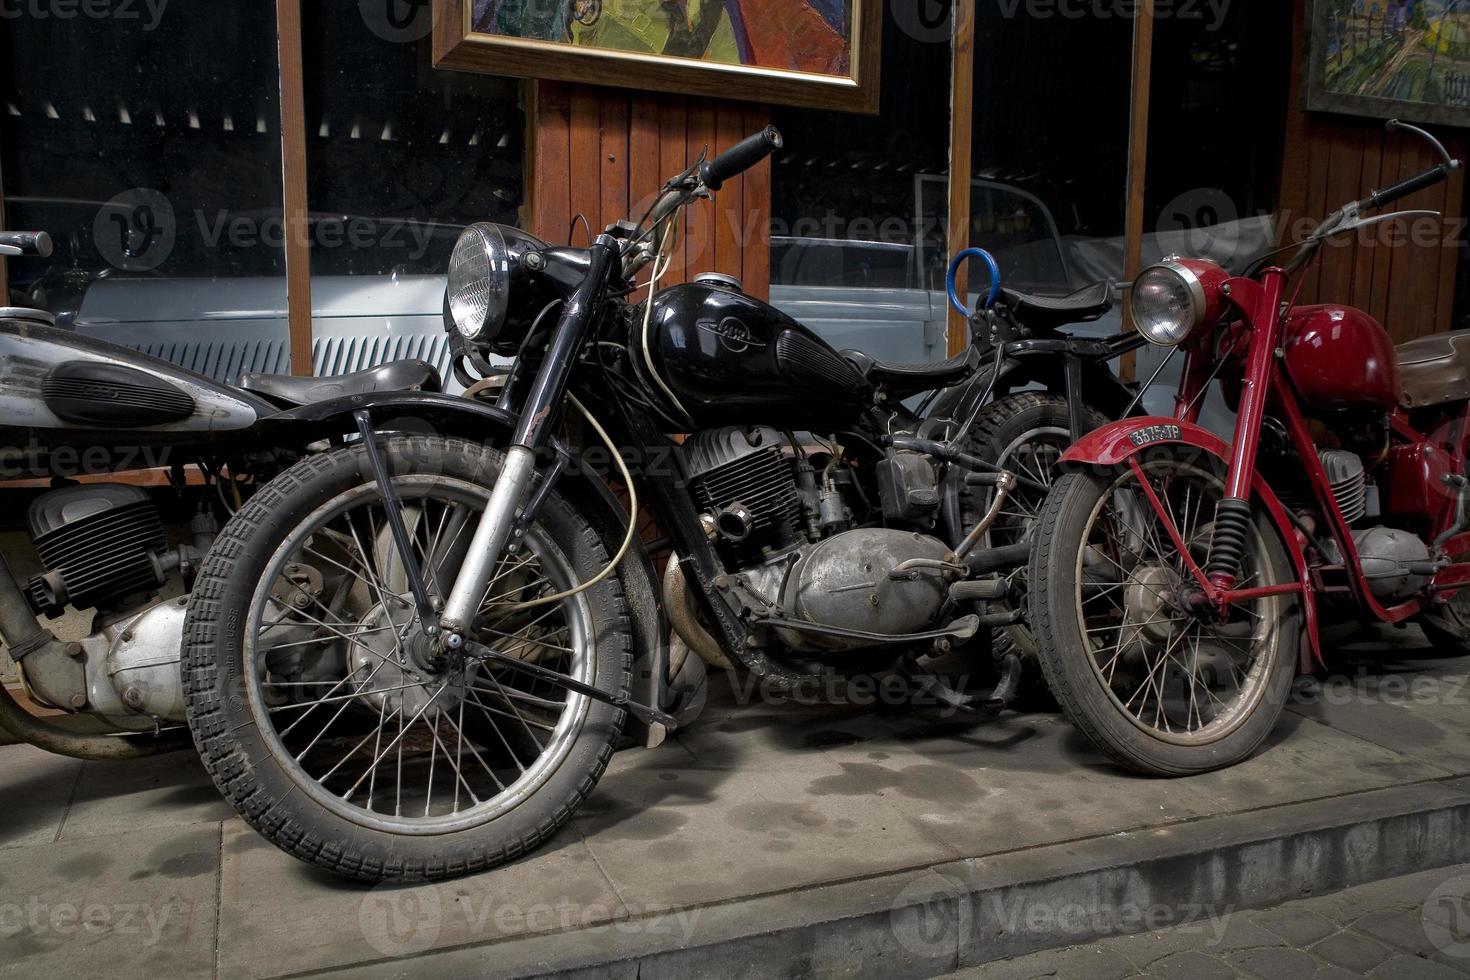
1027 120 1470 775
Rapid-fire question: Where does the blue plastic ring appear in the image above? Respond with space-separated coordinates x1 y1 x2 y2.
946 247 1002 318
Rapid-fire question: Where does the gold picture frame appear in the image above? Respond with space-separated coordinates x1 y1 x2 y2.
432 0 883 114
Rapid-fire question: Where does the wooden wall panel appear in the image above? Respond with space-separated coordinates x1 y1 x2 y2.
530 81 771 298
1280 0 1466 344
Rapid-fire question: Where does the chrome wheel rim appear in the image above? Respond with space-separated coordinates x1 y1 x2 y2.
243 474 595 835
1072 461 1283 744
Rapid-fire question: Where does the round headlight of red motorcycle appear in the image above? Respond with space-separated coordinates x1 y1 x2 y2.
447 222 512 342
1131 261 1209 347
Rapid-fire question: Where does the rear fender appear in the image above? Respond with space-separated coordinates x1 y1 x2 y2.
1061 417 1322 668
262 391 671 744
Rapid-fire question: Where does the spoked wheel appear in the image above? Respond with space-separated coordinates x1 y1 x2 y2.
183 436 630 880
1028 452 1298 775
962 394 1107 704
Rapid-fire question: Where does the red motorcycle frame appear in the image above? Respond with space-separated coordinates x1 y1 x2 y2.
1063 121 1470 668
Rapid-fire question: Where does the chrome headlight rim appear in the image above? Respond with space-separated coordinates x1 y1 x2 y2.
1131 259 1208 348
447 222 512 342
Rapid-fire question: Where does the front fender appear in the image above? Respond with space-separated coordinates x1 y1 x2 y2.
1061 417 1322 668
260 390 672 745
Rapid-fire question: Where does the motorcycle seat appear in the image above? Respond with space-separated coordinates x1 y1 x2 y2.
1397 330 1470 409
841 346 982 398
238 359 442 407
1000 281 1113 331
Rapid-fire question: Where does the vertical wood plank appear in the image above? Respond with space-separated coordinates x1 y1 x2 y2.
532 82 573 245
947 0 977 357
685 103 717 278
628 96 662 230
1435 137 1467 334
657 99 689 282
276 0 313 375
742 104 773 302
1119 0 1156 380
1350 129 1384 314
598 94 630 233
568 87 602 247
713 105 745 280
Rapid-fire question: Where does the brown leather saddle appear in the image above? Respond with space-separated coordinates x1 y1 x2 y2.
1397 331 1470 410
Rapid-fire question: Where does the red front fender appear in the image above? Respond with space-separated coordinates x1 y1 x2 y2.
1061 417 1322 668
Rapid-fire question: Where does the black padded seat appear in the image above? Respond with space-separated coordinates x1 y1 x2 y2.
841 346 982 398
1000 280 1113 331
239 359 442 407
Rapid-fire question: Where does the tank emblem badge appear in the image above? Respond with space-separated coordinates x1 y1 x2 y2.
698 317 766 354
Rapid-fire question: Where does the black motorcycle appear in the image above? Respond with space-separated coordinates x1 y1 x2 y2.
171 127 1124 881
0 229 442 759
922 253 1150 694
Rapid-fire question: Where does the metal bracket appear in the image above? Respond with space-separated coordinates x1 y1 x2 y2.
462 639 676 731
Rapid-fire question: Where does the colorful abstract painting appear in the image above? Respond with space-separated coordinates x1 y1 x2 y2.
1308 0 1470 126
471 0 852 75
437 0 880 112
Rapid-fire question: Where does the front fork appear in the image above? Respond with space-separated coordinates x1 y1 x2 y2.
434 234 621 641
1203 268 1287 596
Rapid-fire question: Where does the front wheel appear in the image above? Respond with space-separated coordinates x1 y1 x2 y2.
1028 453 1299 776
182 435 631 881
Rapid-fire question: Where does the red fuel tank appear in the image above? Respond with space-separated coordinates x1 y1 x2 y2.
1281 304 1401 412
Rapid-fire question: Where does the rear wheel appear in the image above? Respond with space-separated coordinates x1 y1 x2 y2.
961 393 1108 705
1028 452 1298 775
183 436 631 880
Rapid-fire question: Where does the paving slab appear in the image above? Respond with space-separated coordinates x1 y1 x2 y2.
0 742 81 849
59 752 235 842
0 822 218 978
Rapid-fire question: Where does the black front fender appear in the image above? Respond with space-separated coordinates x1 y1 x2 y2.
928 350 1138 429
260 390 671 746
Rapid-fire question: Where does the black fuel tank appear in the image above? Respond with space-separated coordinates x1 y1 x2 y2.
641 279 870 429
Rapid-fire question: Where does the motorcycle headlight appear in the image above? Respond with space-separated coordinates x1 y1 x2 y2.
447 222 512 342
1130 261 1207 347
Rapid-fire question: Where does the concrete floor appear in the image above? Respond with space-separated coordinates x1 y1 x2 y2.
3 625 1470 978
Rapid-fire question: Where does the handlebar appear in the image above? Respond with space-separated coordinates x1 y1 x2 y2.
1362 119 1461 212
699 126 784 191
0 230 52 258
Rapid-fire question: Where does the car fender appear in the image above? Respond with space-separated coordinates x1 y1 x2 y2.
261 390 672 744
1061 416 1322 668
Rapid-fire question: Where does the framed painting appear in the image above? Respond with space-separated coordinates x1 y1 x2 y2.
432 0 883 113
1306 0 1470 127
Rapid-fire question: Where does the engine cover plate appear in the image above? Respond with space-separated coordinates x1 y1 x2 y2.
758 529 953 653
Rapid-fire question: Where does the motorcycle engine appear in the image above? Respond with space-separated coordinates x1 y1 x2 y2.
685 426 953 653
17 484 217 730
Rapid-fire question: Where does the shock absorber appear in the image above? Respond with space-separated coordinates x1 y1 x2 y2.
1206 497 1253 586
